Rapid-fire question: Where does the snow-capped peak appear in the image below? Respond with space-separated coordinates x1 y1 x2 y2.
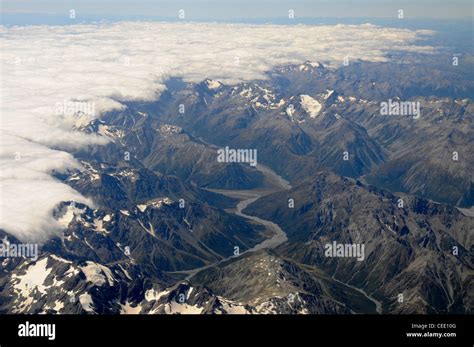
204 79 222 90
137 198 173 212
298 60 323 71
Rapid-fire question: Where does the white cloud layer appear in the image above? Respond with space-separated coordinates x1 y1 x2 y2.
0 21 434 242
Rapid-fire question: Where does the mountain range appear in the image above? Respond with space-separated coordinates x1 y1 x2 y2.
1 58 472 314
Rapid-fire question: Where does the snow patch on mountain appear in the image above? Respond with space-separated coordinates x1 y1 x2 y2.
300 95 322 118
12 258 52 298
323 90 334 100
120 301 142 314
79 262 115 287
164 301 204 314
157 124 182 135
79 293 94 312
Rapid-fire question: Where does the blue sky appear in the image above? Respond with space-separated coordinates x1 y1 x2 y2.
1 0 473 22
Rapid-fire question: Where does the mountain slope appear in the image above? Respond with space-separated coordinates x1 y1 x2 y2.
244 171 473 313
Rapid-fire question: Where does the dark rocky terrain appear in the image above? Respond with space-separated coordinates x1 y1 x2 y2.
1 58 472 314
